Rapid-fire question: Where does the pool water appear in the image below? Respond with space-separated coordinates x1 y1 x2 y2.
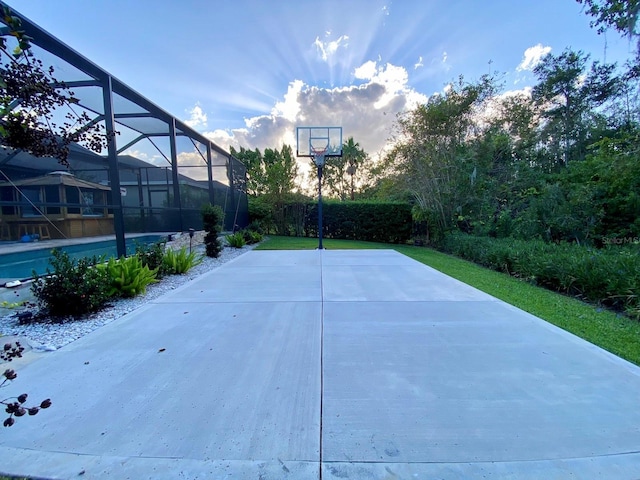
0 235 165 281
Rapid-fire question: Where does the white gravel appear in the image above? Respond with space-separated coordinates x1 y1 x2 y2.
0 244 256 352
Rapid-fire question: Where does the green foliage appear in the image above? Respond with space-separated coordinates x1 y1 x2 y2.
0 300 26 309
306 200 412 244
532 48 620 166
135 240 169 278
441 233 640 318
231 145 298 199
201 203 224 258
31 249 110 317
242 229 263 244
163 247 203 274
248 199 412 243
385 76 497 232
322 137 367 200
576 0 639 41
225 232 246 248
98 256 158 298
248 196 274 233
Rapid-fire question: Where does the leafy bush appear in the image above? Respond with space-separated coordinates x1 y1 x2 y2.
225 232 246 248
135 240 168 278
98 256 158 298
242 229 263 244
248 197 273 233
31 249 110 317
163 247 203 274
441 233 640 318
202 203 224 258
305 201 412 243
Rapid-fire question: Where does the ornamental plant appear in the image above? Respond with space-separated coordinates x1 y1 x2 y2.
2 342 51 427
98 256 158 298
31 249 110 318
225 231 246 248
242 229 263 245
135 240 169 278
163 247 203 275
202 204 224 258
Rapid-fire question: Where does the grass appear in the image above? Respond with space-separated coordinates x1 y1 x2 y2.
258 236 640 366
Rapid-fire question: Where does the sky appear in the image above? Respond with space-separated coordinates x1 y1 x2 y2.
5 0 636 163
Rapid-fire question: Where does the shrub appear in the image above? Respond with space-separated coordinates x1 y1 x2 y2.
441 233 640 318
163 247 203 274
202 204 224 258
226 231 246 248
248 197 273 233
135 240 168 278
98 256 158 298
31 249 110 318
242 229 263 244
305 201 413 243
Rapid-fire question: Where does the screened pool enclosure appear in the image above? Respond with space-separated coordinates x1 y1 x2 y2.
0 3 248 257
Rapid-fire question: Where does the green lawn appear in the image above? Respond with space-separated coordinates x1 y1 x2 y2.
257 236 640 366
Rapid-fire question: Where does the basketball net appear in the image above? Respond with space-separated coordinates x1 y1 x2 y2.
311 146 327 167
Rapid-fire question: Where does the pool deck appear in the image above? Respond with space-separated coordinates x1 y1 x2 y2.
1 249 640 479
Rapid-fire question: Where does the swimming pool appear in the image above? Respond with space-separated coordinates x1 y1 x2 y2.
0 235 165 281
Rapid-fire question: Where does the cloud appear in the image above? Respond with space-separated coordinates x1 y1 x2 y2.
414 56 424 69
272 79 304 122
184 103 208 129
354 60 377 80
204 61 428 170
517 44 552 71
121 148 165 167
313 33 349 62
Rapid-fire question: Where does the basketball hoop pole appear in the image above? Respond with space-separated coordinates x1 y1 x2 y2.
312 149 326 250
297 127 342 249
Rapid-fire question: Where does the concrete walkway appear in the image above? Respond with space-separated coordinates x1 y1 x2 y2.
1 250 640 479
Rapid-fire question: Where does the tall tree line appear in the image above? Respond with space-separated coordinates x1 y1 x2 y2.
374 41 639 244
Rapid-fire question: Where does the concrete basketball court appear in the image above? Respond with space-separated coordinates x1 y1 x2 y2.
1 249 640 479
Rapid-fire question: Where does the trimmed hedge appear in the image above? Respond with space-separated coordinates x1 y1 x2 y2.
441 233 640 318
249 199 412 244
305 201 412 244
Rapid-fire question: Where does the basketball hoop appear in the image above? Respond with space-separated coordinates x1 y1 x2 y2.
295 126 343 250
310 146 328 167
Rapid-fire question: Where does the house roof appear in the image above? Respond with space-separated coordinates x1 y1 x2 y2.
0 172 111 190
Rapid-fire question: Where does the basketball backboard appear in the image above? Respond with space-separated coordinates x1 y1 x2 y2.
296 126 343 157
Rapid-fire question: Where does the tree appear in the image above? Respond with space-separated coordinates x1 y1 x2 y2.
321 137 367 200
577 0 639 51
230 145 299 200
343 137 366 200
385 76 496 233
262 145 298 200
0 6 111 166
230 146 264 196
532 49 619 166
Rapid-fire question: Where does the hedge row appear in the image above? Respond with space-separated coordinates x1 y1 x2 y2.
441 233 640 318
250 199 412 244
305 201 412 244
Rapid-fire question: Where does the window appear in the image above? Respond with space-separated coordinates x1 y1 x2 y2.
43 185 60 215
65 186 80 214
0 187 16 215
20 187 42 217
